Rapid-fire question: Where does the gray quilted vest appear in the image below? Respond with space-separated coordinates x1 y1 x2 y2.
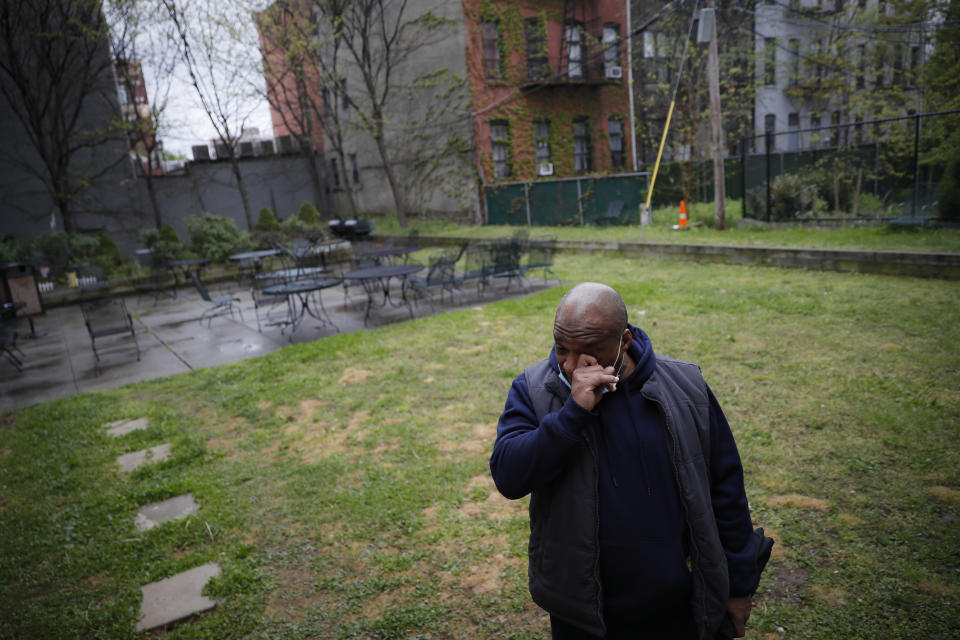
522 355 729 639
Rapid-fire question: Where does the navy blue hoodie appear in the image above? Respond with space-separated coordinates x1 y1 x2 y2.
491 326 757 624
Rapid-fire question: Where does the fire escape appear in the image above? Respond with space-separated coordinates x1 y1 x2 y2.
520 0 621 90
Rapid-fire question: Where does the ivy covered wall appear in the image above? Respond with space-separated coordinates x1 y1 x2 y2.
462 0 634 183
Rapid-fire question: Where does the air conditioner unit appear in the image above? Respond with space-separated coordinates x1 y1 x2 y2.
606 66 623 80
537 162 554 177
191 145 210 161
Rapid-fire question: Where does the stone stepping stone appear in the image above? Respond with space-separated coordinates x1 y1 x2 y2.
135 494 199 532
116 444 172 472
136 562 221 632
105 418 149 437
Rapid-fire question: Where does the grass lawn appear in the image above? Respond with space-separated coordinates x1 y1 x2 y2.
1 254 958 639
372 200 960 254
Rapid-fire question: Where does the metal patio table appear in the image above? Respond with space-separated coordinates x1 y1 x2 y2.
341 263 424 326
262 276 342 341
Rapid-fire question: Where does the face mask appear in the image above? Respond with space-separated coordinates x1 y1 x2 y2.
558 339 625 393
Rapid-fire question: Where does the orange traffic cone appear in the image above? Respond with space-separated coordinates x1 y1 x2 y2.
678 200 688 228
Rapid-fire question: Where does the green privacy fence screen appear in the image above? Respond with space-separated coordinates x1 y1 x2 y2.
485 173 649 226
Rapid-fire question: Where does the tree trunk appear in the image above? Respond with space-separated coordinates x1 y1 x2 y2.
229 155 254 230
57 198 73 233
336 147 359 219
145 173 163 229
371 117 407 227
303 148 327 220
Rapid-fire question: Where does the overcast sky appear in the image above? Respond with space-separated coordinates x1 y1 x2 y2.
135 0 274 159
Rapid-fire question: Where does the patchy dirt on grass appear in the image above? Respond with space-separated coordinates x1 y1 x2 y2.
928 486 960 503
262 565 332 623
338 367 373 385
293 399 328 423
836 512 863 527
445 343 490 356
761 563 808 606
424 362 446 372
459 474 526 521
359 583 416 621
809 585 846 606
767 494 829 511
299 422 350 463
257 400 274 410
460 552 516 595
916 579 959 598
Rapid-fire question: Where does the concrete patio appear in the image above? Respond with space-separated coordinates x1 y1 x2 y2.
0 277 547 413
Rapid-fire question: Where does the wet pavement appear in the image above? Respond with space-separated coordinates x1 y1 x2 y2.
1 277 548 413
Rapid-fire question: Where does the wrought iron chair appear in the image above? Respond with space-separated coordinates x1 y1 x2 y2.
80 297 140 367
188 272 243 326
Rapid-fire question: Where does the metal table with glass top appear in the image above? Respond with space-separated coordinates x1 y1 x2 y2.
261 276 342 341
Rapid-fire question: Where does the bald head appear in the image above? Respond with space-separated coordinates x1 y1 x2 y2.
554 282 628 339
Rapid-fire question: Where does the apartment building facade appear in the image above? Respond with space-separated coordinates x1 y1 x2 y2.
463 0 635 183
753 0 928 151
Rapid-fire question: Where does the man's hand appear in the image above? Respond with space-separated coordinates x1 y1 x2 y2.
569 354 619 411
727 595 753 637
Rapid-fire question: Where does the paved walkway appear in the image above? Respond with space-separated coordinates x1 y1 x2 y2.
0 278 548 413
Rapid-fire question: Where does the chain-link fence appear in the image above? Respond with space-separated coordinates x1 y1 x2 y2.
740 109 960 223
485 173 649 226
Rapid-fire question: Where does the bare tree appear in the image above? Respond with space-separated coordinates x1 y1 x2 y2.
318 0 473 227
107 0 179 230
0 0 128 232
255 0 353 218
162 0 260 229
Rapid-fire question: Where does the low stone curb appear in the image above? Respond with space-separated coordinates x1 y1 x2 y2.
412 235 960 280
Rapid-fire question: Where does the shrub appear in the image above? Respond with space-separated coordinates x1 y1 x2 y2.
296 201 321 225
185 213 249 263
255 207 281 232
141 224 185 262
746 173 827 221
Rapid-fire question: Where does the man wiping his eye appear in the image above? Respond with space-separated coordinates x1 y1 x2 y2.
490 282 758 639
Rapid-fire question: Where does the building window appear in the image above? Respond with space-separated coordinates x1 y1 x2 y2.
322 87 331 117
788 112 799 151
603 24 621 78
330 157 340 187
490 120 510 179
893 44 903 86
525 17 549 80
810 113 821 148
643 31 670 84
566 22 583 79
117 84 130 105
856 44 866 89
608 117 625 169
909 46 920 87
340 77 349 110
534 120 551 167
350 154 359 184
482 21 502 81
763 38 776 86
764 113 776 150
874 44 885 88
854 115 864 145
788 39 800 85
573 117 591 173
831 111 841 147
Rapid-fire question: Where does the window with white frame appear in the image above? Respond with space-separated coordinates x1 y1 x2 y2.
490 120 510 179
608 117 624 169
603 24 621 78
573 118 591 173
330 157 340 187
350 154 359 184
566 22 583 79
534 120 551 167
482 21 502 81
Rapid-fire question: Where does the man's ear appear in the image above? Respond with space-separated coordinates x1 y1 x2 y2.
621 327 632 349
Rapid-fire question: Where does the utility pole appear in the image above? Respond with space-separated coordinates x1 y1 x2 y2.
705 0 726 229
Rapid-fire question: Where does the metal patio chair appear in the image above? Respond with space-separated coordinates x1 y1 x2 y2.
188 272 243 326
80 297 141 366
